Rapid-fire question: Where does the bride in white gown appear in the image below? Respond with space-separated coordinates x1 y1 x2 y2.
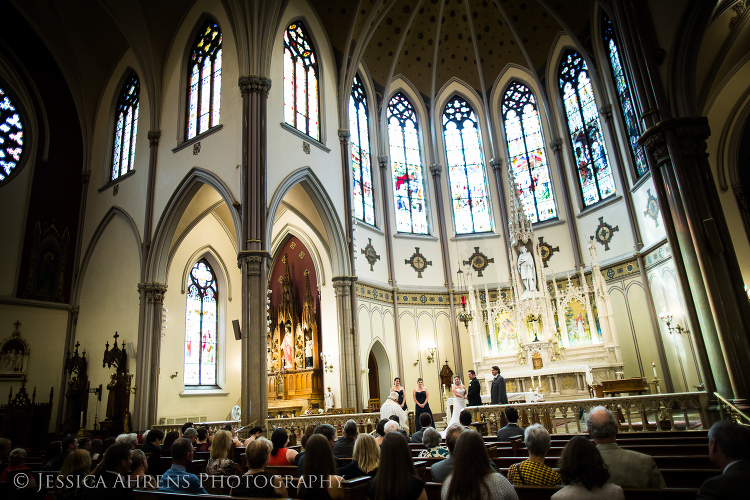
448 376 467 427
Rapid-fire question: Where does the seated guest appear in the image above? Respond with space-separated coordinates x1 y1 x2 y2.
55 449 93 500
88 443 134 500
181 422 194 436
232 438 288 498
338 433 379 479
206 430 239 476
195 427 211 452
161 431 179 456
129 449 156 489
41 441 62 470
158 438 207 494
507 424 561 486
78 437 92 454
384 420 401 435
47 435 79 471
496 407 525 441
587 406 665 488
375 419 388 445
411 413 433 443
267 428 298 466
697 419 750 499
441 430 518 500
0 438 10 470
242 426 264 447
553 436 623 499
427 424 465 483
141 429 165 476
300 425 316 449
296 424 344 474
418 428 449 458
381 391 409 430
368 432 426 500
90 439 102 461
221 423 244 447
183 427 198 445
116 433 138 449
0 448 37 488
297 434 344 500
332 419 357 458
459 410 472 428
100 437 116 458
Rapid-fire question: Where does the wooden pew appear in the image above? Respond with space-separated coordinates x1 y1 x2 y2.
425 483 698 500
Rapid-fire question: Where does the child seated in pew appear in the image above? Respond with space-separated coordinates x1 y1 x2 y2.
507 424 561 486
231 438 287 498
552 436 624 500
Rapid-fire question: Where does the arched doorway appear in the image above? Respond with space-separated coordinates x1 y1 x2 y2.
367 340 391 405
367 351 379 406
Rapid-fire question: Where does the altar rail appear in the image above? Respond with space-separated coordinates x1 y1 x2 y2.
152 420 240 436
267 410 415 438
470 391 709 435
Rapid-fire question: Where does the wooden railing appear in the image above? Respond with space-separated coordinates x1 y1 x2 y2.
715 391 750 425
151 420 240 435
267 410 415 438
470 391 709 435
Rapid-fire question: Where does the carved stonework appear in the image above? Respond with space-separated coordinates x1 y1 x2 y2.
360 238 380 271
599 104 613 121
0 321 30 379
81 170 92 185
377 155 389 170
405 247 432 278
138 283 167 304
642 131 669 166
147 130 161 147
238 251 268 276
338 129 350 143
592 217 619 251
489 158 503 171
643 189 660 226
674 121 710 156
238 75 272 95
537 236 559 268
429 163 443 177
549 139 563 153
463 247 494 277
24 221 70 302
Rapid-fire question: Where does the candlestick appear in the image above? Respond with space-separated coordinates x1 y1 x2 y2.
652 362 658 379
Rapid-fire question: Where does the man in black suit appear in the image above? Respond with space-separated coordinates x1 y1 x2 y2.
697 420 750 499
490 365 509 405
88 443 134 500
140 428 164 476
467 370 482 407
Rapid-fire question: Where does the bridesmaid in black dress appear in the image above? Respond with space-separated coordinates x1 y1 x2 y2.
413 378 434 431
390 377 407 411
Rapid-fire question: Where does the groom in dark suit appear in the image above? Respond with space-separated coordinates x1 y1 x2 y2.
490 366 509 405
467 370 482 407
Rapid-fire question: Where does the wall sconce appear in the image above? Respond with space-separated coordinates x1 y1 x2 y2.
426 346 437 364
659 308 689 335
320 352 334 373
170 372 179 379
413 359 420 367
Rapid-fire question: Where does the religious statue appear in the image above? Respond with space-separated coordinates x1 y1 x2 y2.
517 246 536 292
106 373 120 420
305 339 313 368
532 352 543 370
281 323 294 369
294 325 305 370
324 386 334 411
276 372 284 397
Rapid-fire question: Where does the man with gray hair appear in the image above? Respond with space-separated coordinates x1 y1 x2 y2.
333 419 357 458
697 419 750 499
587 406 665 488
383 420 401 435
115 433 138 449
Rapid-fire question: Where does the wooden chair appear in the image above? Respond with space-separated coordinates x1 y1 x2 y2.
368 398 380 412
344 407 356 414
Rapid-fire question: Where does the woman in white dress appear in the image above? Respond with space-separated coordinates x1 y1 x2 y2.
448 376 468 427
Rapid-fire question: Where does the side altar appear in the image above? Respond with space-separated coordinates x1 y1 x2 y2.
465 172 623 401
267 254 324 415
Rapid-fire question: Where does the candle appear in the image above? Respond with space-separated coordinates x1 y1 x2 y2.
652 362 658 379
461 295 466 307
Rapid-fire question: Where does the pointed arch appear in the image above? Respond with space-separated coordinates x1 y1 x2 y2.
180 244 233 301
266 167 351 277
270 223 328 285
283 19 320 141
349 73 375 226
368 338 392 404
185 18 222 140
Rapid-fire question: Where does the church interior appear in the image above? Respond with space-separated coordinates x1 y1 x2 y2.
1 0 749 446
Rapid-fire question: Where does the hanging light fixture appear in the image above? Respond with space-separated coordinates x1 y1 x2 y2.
456 267 473 330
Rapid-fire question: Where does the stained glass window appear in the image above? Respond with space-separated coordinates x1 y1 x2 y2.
187 20 222 140
502 82 557 223
349 76 375 225
110 73 140 181
0 86 24 183
442 96 491 234
388 93 428 234
184 259 218 387
602 14 648 179
559 50 616 207
284 21 319 141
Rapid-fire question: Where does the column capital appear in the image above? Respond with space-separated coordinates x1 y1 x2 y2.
639 117 711 161
549 139 563 152
147 130 161 147
599 104 613 121
71 306 80 325
81 170 91 185
642 130 669 166
377 155 389 170
238 75 272 96
138 282 168 303
237 250 271 276
489 158 503 171
429 163 442 177
331 276 357 295
338 129 350 143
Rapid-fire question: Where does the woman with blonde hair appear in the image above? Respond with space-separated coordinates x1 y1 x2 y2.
338 433 379 479
55 449 92 500
231 437 288 498
205 430 238 476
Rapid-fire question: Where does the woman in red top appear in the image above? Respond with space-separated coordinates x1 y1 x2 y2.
267 428 298 466
0 448 37 488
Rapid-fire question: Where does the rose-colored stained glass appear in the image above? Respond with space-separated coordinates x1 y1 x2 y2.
283 22 320 140
110 73 139 181
349 75 375 225
186 21 221 140
184 259 218 386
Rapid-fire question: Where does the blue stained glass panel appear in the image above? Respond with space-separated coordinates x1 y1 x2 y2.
284 22 320 140
0 87 25 183
559 50 616 207
349 75 375 225
187 21 222 140
184 259 218 386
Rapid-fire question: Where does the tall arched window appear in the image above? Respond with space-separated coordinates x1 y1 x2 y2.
111 73 139 181
602 14 648 179
184 259 218 387
187 20 222 140
559 50 616 207
442 96 491 234
0 86 25 184
388 92 428 234
284 21 319 141
502 82 557 223
349 75 375 225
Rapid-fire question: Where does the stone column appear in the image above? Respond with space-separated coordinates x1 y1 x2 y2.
238 75 271 427
333 276 358 409
549 139 583 269
133 282 167 431
144 131 161 248
429 163 462 377
489 159 512 278
643 120 749 402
